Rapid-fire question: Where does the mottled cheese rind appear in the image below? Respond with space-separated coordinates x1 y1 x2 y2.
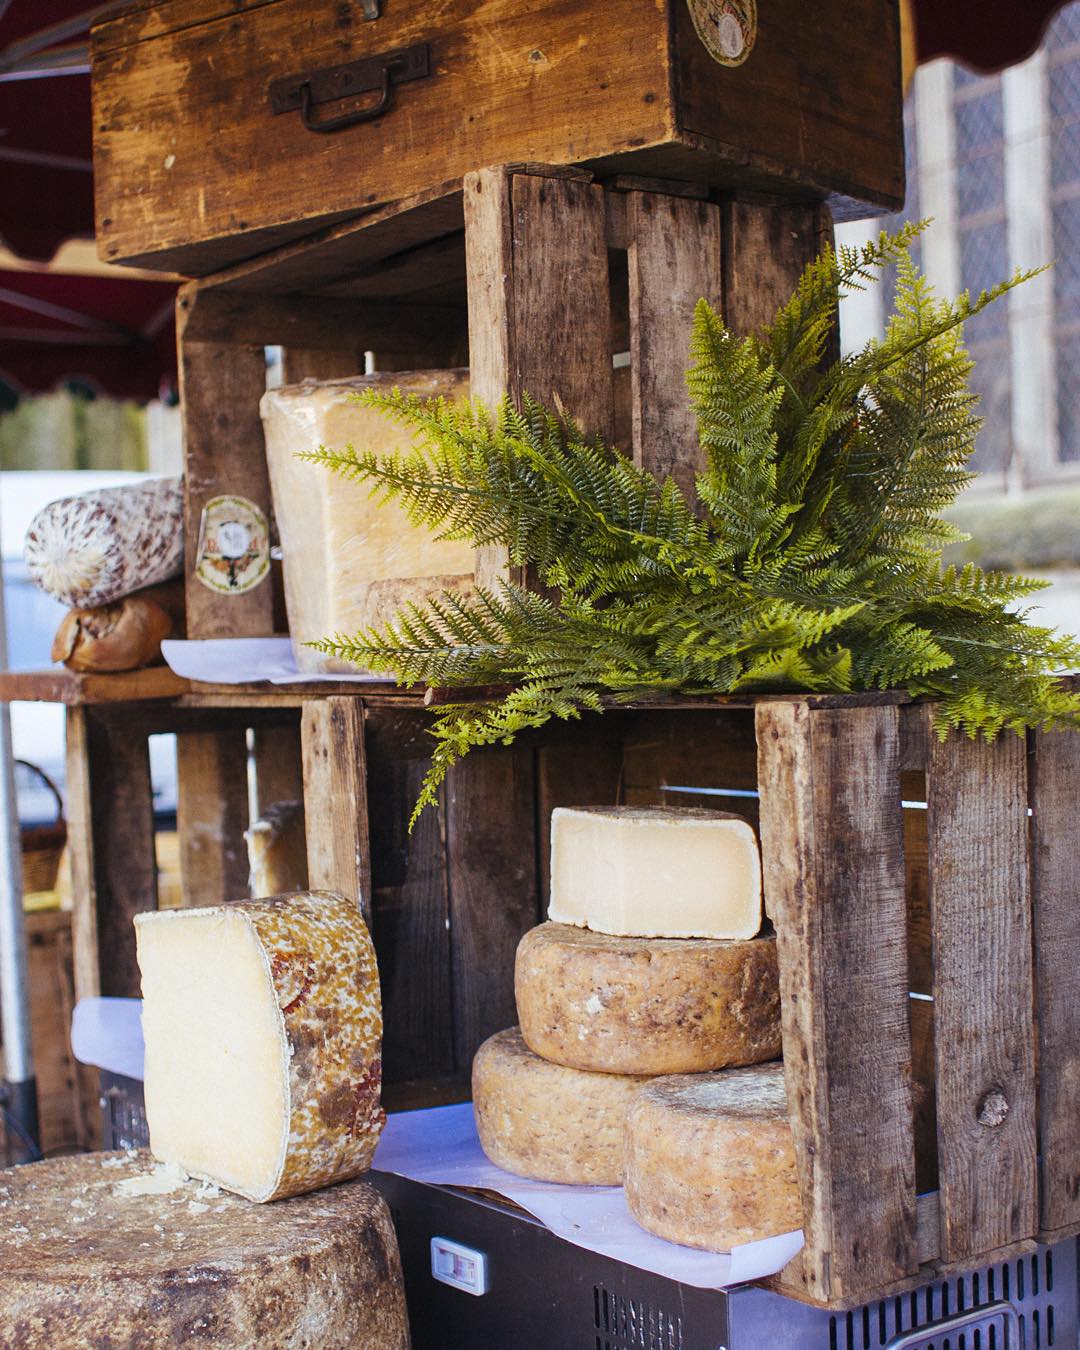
472 1027 651 1185
516 922 781 1075
136 890 384 1203
261 371 474 673
623 1063 802 1250
0 1151 409 1350
548 806 763 940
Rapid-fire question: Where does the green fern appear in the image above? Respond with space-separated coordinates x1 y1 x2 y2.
301 223 1080 822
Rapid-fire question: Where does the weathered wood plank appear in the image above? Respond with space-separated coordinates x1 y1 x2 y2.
464 166 613 590
445 741 539 1070
927 722 1038 1262
1030 726 1080 1232
626 192 722 498
66 710 158 999
365 710 453 1084
723 201 833 340
300 698 370 920
178 337 273 637
756 700 916 1302
251 717 304 814
176 728 250 906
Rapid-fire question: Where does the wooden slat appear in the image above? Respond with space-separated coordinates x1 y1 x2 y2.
756 700 916 1303
178 336 273 637
0 666 188 706
445 741 539 1070
723 201 832 339
927 722 1038 1262
251 717 304 813
300 698 371 920
1030 727 1080 1232
176 728 250 906
366 709 453 1083
66 709 158 999
464 166 613 590
626 191 722 498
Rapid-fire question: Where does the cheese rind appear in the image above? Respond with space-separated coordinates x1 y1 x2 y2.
623 1063 802 1250
246 800 309 896
261 371 474 673
516 922 781 1075
472 1027 651 1184
0 1151 409 1349
548 806 762 940
136 890 384 1203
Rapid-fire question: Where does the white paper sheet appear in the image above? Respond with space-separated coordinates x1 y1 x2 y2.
71 997 145 1080
371 1102 804 1290
162 637 385 685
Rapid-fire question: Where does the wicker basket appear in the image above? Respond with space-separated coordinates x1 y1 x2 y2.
17 760 66 896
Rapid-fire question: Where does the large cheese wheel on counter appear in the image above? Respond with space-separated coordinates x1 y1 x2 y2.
0 1151 409 1349
261 370 474 673
623 1063 802 1250
136 890 384 1203
516 922 781 1075
473 1027 651 1184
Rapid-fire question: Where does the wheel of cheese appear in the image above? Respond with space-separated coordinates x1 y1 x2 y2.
136 890 385 1203
516 922 781 1075
623 1063 802 1250
0 1151 409 1349
472 1027 650 1184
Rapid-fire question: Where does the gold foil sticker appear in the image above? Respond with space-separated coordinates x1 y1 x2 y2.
195 494 270 594
687 0 757 67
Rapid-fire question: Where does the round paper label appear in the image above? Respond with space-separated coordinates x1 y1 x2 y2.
195 494 270 595
686 0 757 67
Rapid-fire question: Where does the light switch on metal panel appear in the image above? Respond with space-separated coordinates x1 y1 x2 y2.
430 1237 489 1296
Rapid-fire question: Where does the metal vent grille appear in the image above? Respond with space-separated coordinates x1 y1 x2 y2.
594 1284 684 1350
829 1250 1058 1350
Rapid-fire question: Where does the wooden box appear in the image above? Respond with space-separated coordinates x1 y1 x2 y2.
91 0 903 274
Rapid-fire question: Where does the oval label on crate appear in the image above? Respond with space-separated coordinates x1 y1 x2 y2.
195 494 270 594
687 0 757 67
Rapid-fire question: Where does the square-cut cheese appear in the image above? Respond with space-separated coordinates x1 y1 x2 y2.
261 371 473 673
136 891 384 1203
548 806 762 940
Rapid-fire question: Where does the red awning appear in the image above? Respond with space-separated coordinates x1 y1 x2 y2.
912 0 1066 75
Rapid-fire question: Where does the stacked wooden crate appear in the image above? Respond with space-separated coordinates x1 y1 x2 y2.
0 0 1067 1313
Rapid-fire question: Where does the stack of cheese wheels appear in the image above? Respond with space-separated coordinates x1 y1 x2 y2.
473 806 795 1239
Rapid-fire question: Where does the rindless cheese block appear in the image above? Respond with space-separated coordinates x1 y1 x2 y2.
0 1151 409 1349
516 922 781 1075
261 370 473 673
623 1063 802 1250
549 806 763 939
136 890 385 1203
472 1027 651 1185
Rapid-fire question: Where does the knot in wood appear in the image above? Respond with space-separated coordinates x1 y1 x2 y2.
976 1089 1009 1128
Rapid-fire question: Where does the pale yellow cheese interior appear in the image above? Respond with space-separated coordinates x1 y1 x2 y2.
261 371 474 672
548 806 762 940
136 908 288 1200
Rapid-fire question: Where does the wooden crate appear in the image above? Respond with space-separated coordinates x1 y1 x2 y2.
90 0 902 274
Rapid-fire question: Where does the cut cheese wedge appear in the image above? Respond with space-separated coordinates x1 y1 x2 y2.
516 922 781 1074
136 890 384 1203
0 1151 409 1349
472 1027 652 1184
624 1063 802 1250
246 799 308 896
261 370 473 673
549 806 762 939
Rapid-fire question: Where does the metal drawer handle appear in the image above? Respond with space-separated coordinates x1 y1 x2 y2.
884 1299 1022 1349
299 64 391 134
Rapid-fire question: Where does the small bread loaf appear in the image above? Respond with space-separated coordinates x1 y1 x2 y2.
623 1063 802 1250
25 477 183 608
51 582 183 672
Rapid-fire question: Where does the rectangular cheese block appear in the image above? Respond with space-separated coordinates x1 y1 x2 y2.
261 370 473 673
548 806 762 940
136 891 384 1203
